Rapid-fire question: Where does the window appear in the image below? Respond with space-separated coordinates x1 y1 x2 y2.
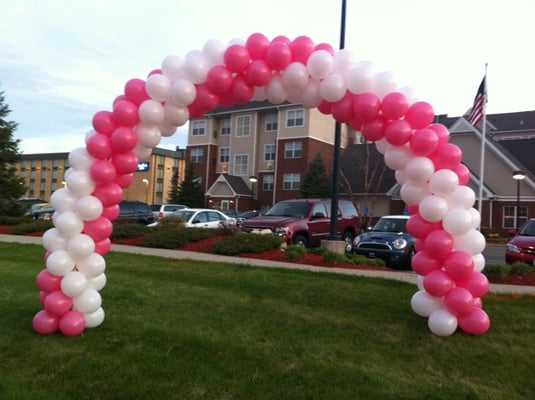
286 109 304 127
264 144 276 161
220 119 230 135
263 175 274 191
236 115 251 137
219 147 229 163
283 173 301 190
191 148 204 163
233 154 249 175
284 141 302 158
265 114 278 132
503 205 528 229
192 120 206 136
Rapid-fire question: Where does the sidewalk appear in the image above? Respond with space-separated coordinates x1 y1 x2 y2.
1 234 534 296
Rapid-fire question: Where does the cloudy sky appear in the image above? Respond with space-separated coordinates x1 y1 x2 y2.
1 0 534 154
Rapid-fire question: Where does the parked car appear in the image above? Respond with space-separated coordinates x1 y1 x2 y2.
221 209 241 219
171 208 237 229
117 201 156 225
352 215 414 270
239 199 360 251
505 218 535 265
28 203 55 220
151 203 188 220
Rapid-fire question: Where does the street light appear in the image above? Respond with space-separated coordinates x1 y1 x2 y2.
249 176 257 208
142 178 149 203
512 170 525 230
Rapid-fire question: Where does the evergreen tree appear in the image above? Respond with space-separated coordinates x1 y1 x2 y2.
176 163 204 207
0 89 25 216
300 153 331 198
167 170 180 203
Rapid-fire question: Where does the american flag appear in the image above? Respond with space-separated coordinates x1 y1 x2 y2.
468 76 486 126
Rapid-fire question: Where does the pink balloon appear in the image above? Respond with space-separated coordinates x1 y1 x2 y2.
230 75 254 104
188 102 207 119
381 92 409 120
406 213 441 239
83 216 113 242
348 115 363 132
113 95 127 107
245 32 270 60
458 307 490 335
206 65 233 94
86 133 113 160
115 173 134 188
113 100 139 127
353 92 380 122
404 101 434 129
454 163 470 186
314 43 335 55
360 119 385 141
428 123 450 145
244 59 272 87
111 127 138 153
409 128 439 156
473 297 483 308
317 100 333 115
272 35 291 44
147 68 162 77
124 78 150 105
38 290 48 306
36 269 62 292
59 311 86 336
90 159 117 184
456 271 489 298
444 250 474 280
423 270 455 297
223 44 251 73
384 119 412 146
431 143 462 170
44 290 73 317
33 310 59 334
290 35 315 64
92 182 123 208
411 250 443 275
331 93 356 123
192 84 219 112
111 151 139 175
265 41 292 71
92 111 116 136
101 204 120 221
444 287 475 316
94 238 112 255
414 238 425 252
424 229 454 260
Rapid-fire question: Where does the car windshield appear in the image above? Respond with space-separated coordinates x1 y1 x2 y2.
519 221 535 236
264 202 311 218
372 218 407 233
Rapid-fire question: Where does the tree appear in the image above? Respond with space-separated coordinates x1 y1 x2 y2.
300 153 330 198
167 170 180 203
176 163 204 207
0 89 25 216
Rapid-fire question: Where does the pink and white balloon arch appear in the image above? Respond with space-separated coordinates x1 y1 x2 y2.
32 33 490 337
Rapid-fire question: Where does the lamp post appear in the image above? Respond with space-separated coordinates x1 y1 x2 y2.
249 176 257 209
142 178 149 203
512 171 525 230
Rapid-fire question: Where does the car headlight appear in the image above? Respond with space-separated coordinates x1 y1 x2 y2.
353 236 361 245
392 238 407 250
273 227 288 235
506 243 520 253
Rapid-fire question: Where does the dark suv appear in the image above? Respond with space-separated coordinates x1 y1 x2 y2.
239 199 360 251
117 201 156 225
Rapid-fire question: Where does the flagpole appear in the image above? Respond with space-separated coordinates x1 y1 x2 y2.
477 63 488 219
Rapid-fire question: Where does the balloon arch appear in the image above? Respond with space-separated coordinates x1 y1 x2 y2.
32 33 490 337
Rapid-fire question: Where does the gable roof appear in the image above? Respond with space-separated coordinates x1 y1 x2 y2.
206 174 252 197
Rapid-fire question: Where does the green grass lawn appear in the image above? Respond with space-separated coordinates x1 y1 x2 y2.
1 242 535 400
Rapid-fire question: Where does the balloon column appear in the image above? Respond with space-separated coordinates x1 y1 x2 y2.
32 32 490 336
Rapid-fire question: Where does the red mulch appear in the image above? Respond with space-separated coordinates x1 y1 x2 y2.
2 226 535 286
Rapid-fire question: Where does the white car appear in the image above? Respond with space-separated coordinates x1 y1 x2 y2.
171 208 237 229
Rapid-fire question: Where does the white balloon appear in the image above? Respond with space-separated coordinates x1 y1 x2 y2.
319 73 346 102
286 89 304 104
139 99 165 125
453 229 486 255
446 186 476 210
84 307 105 328
265 74 287 104
158 122 177 138
136 124 161 148
163 104 189 127
65 170 95 196
252 86 267 102
395 169 408 185
76 253 106 278
54 211 84 238
416 274 425 290
72 288 102 314
469 207 481 229
86 273 107 291
410 290 444 317
430 169 459 196
346 62 374 94
443 208 472 236
183 50 209 84
68 147 95 171
161 55 183 81
50 188 76 213
282 62 309 91
405 157 435 183
333 49 357 75
384 145 413 171
61 270 88 297
472 253 486 272
202 38 226 65
42 228 68 252
428 309 458 337
371 71 397 98
75 195 103 221
169 79 196 106
400 180 431 206
419 195 449 222
398 86 418 105
134 144 154 161
306 50 333 79
46 249 75 276
67 233 96 259
375 138 392 154
145 73 171 102
299 79 323 108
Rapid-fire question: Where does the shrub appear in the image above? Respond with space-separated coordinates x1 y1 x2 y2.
322 250 353 265
285 245 307 260
483 263 511 279
346 253 386 267
111 224 152 240
510 262 533 275
211 233 284 256
0 216 34 225
140 226 217 249
155 215 184 229
9 220 53 235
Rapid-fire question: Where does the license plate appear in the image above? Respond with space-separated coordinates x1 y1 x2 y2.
368 252 375 257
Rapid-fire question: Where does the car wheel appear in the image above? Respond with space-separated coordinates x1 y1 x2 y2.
342 232 354 253
293 235 308 248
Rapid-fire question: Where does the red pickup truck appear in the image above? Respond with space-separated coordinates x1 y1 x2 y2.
239 198 361 252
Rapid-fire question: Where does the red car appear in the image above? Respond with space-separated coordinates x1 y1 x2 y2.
505 219 535 265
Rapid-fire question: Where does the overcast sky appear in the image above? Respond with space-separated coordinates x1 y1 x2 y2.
1 0 534 154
